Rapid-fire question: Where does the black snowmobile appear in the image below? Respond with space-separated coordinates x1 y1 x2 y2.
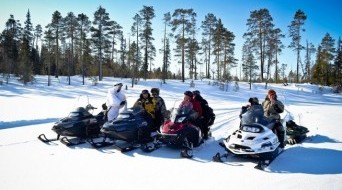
88 106 158 152
286 120 309 144
38 97 106 146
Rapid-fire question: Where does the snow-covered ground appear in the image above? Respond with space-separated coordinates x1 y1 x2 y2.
0 75 341 190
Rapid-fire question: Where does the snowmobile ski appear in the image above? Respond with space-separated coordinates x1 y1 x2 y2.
254 147 285 171
140 137 163 153
212 152 229 162
59 136 86 146
37 134 60 144
87 137 115 148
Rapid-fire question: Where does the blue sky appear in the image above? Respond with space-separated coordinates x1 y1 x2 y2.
1 0 341 77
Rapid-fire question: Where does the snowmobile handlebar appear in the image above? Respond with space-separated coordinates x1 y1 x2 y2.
85 104 97 111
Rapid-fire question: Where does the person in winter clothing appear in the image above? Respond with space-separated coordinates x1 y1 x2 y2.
240 97 269 127
262 89 286 148
133 89 157 130
106 83 126 121
180 91 202 119
192 90 215 139
151 88 167 130
178 91 203 134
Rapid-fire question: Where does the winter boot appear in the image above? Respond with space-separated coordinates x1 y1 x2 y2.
278 132 285 148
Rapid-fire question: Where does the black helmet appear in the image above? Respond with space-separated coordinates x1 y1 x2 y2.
184 91 193 97
141 89 149 94
248 97 259 105
193 90 200 95
151 88 160 95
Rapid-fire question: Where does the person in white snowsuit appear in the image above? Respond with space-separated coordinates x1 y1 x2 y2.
106 83 126 121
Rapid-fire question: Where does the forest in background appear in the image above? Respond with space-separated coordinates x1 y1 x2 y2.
0 5 341 87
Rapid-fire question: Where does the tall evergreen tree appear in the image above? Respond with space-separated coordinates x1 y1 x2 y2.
47 10 62 78
77 13 91 85
63 12 78 84
91 6 113 81
334 37 342 85
288 9 307 83
171 8 196 82
139 6 155 79
162 12 171 83
242 40 258 89
243 9 274 81
19 10 34 84
304 40 315 82
43 27 54 86
131 13 142 86
33 24 42 74
2 15 21 81
201 13 217 79
319 33 335 85
109 20 122 66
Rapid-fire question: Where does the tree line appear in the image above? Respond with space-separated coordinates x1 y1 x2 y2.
0 6 341 86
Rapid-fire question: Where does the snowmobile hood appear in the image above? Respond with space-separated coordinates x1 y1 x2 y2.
224 123 280 155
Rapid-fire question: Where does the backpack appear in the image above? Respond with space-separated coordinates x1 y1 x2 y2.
202 104 215 126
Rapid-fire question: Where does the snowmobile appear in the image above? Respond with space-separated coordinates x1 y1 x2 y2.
213 103 291 170
87 106 158 152
286 120 309 144
158 101 203 158
38 96 106 146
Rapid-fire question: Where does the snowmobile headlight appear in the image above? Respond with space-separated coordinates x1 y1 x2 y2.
176 116 186 123
242 125 261 133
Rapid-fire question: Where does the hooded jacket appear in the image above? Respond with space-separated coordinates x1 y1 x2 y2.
106 86 126 121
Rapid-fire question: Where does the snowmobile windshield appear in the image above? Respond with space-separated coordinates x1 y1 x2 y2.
171 107 192 121
68 107 92 118
241 105 269 126
131 106 145 116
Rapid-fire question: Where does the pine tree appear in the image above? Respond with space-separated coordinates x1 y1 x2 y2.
139 6 155 79
91 6 113 81
19 10 34 84
161 12 171 83
171 8 196 82
243 9 274 81
288 9 307 83
201 13 217 79
47 10 62 78
77 13 91 85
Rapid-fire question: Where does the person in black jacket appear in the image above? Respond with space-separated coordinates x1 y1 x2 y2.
151 88 167 131
192 90 215 139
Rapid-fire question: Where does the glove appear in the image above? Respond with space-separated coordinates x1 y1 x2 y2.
102 103 108 110
120 101 126 106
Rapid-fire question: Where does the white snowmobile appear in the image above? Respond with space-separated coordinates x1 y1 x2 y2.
213 99 291 170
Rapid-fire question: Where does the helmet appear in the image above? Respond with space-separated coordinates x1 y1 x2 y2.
184 91 193 97
151 88 160 96
193 90 200 95
248 97 259 105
